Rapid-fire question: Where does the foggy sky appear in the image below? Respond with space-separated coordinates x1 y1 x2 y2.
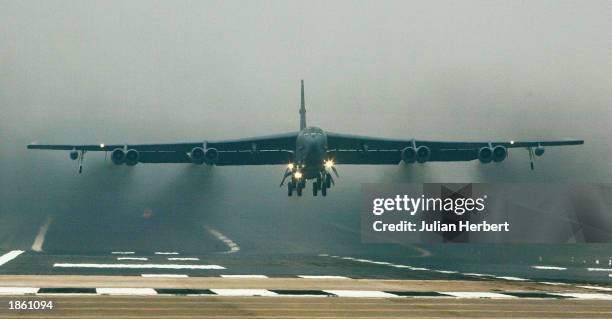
1 1 612 237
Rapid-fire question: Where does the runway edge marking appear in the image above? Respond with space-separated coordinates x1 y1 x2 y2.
204 226 240 254
0 250 25 267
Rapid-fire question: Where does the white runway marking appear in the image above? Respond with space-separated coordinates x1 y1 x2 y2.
168 257 199 261
433 270 459 274
117 257 148 261
31 216 53 252
324 290 399 298
463 273 495 277
577 285 612 291
97 288 157 295
298 275 349 279
154 252 179 255
587 267 612 272
495 276 528 281
220 275 268 278
141 274 188 278
211 289 277 296
540 282 571 286
0 250 25 267
111 252 135 255
53 263 225 270
531 265 567 270
551 292 612 300
205 226 240 254
0 287 39 295
442 292 516 299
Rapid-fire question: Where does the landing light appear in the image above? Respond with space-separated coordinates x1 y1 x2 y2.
510 140 515 145
287 163 294 170
294 171 303 179
100 143 105 148
324 160 334 169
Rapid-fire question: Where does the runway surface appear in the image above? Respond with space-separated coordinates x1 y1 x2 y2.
1 171 612 318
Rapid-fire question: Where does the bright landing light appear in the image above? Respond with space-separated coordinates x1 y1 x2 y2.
294 171 303 179
287 163 294 170
324 160 334 169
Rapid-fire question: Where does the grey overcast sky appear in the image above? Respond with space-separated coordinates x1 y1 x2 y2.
1 1 611 223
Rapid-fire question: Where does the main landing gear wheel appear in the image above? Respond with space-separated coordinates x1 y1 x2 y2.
313 182 318 196
287 182 294 197
325 173 332 188
321 184 327 196
297 184 303 196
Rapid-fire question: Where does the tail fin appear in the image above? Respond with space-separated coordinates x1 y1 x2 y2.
300 79 307 130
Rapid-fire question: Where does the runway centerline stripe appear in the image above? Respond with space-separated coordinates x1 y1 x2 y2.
531 265 567 270
111 252 134 255
141 274 189 278
167 257 199 261
53 263 225 270
117 257 148 261
31 215 53 252
587 267 612 271
154 252 180 255
0 250 25 267
205 226 240 254
220 275 269 278
298 275 349 279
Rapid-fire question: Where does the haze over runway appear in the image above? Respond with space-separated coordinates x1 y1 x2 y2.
1 0 612 298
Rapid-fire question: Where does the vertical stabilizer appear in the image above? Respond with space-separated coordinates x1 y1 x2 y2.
300 79 306 130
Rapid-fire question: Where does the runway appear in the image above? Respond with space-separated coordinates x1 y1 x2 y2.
1 175 612 318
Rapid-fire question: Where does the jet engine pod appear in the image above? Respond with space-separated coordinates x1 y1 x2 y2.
69 150 79 160
478 147 494 163
416 146 431 163
190 147 206 164
535 146 545 156
205 148 219 164
492 145 507 162
401 147 417 163
125 149 139 166
111 148 126 165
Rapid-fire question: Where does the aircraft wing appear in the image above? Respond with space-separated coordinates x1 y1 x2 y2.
27 132 298 166
326 132 584 165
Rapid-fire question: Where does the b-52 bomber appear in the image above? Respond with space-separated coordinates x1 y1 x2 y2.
28 80 584 197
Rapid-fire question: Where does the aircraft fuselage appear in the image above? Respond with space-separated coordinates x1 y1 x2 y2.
294 126 328 180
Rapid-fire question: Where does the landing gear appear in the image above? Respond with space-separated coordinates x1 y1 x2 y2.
313 182 318 196
287 181 294 196
325 173 332 188
321 184 327 196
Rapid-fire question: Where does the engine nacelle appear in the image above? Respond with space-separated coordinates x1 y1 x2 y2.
205 148 219 164
69 150 79 160
401 147 417 163
478 147 493 163
535 146 545 156
111 148 126 165
190 147 206 164
416 146 431 163
125 149 139 166
492 145 507 162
